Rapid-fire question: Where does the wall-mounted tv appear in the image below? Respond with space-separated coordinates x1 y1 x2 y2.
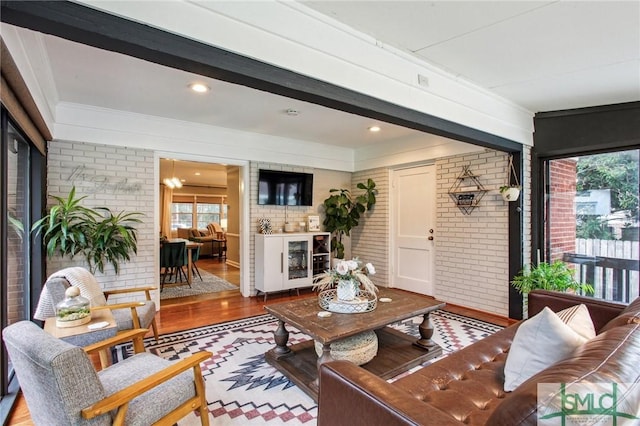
258 170 313 206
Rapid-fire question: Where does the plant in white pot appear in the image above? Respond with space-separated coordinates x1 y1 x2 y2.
501 154 521 202
500 185 521 202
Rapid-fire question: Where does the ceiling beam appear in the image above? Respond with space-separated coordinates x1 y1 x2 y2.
0 0 522 152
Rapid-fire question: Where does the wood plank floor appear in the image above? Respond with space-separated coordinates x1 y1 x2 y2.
7 257 513 425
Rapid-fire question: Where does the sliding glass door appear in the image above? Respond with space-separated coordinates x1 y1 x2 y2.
545 149 639 302
1 107 45 412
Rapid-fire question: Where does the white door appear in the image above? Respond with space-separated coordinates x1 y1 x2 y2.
391 165 436 295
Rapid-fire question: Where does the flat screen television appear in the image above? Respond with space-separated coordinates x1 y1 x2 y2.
258 170 313 206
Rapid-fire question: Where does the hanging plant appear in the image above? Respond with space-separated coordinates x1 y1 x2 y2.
500 154 521 202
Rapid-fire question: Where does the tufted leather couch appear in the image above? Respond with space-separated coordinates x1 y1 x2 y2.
318 290 640 426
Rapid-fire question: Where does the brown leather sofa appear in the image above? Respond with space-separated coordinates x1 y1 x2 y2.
318 290 640 425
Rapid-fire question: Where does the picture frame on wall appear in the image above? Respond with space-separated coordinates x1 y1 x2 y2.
307 215 320 232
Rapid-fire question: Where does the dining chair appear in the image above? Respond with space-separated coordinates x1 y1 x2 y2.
160 241 187 289
188 244 203 281
3 321 211 425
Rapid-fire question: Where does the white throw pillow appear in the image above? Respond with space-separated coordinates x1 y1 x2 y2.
504 307 588 392
556 303 596 340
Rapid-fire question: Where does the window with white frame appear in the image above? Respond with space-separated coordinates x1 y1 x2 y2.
171 196 226 231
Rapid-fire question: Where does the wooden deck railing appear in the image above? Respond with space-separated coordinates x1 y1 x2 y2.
563 253 639 303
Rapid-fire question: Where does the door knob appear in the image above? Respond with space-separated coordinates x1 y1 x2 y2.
429 229 434 233
428 236 434 241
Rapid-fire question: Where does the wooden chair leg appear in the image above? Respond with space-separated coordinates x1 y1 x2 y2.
150 318 159 342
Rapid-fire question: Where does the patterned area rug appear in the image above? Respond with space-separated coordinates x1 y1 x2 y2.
160 270 238 300
114 310 503 425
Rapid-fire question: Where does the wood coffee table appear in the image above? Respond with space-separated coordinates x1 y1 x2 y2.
264 287 445 401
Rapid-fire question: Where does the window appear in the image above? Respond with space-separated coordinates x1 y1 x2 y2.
171 202 193 230
196 203 221 229
545 150 639 302
171 198 227 231
1 107 45 413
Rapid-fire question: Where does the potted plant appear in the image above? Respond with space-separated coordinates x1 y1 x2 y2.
31 187 143 274
511 260 595 295
322 179 377 259
501 154 521 202
500 185 521 202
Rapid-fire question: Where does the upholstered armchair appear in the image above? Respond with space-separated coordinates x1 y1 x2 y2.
206 222 226 239
3 321 211 425
34 267 159 342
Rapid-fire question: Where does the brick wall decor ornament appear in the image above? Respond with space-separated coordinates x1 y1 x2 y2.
448 165 488 215
258 218 272 234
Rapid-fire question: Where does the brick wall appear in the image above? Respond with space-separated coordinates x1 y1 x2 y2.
548 159 577 261
436 150 510 315
249 162 351 294
45 140 156 304
351 168 390 288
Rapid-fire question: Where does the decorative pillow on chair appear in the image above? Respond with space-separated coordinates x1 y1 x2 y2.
504 306 592 391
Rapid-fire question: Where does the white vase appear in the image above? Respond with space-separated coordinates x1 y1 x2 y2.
337 279 357 301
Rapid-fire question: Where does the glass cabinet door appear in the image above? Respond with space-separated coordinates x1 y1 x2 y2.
286 238 310 282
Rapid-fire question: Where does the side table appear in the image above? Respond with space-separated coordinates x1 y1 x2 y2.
44 309 118 368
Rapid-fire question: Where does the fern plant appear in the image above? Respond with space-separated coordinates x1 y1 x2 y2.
511 260 595 295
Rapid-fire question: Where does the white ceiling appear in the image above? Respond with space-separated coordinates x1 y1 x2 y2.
304 1 640 112
4 1 639 187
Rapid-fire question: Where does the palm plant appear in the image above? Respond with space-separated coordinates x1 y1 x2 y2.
31 187 143 274
86 208 142 274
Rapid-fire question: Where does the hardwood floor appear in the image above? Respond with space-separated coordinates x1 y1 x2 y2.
7 257 513 425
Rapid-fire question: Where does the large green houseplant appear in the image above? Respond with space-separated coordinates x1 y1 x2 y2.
31 187 143 274
511 260 595 295
322 179 377 259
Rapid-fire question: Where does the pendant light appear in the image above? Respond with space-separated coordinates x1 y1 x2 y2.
163 160 183 189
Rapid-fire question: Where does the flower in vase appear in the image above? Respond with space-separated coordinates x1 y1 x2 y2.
313 258 378 295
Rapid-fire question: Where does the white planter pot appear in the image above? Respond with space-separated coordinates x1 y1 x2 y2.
336 279 357 301
501 187 521 202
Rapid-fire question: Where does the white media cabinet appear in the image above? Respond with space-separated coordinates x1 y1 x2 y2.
255 232 331 301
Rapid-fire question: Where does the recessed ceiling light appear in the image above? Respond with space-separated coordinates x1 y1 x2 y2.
194 172 201 176
189 83 210 93
368 126 381 132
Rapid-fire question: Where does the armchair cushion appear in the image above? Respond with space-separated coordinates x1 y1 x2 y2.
112 301 156 331
98 353 197 424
